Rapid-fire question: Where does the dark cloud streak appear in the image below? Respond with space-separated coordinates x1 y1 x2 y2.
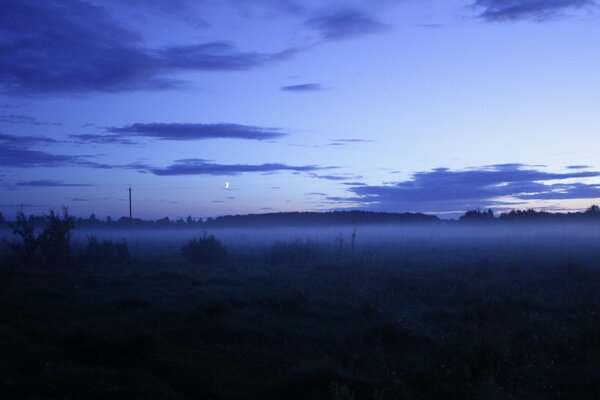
16 179 93 187
281 83 325 92
148 158 330 176
306 8 389 40
473 0 596 21
107 122 287 141
0 115 62 126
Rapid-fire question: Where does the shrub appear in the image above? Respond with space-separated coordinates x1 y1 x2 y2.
269 239 320 267
9 207 74 265
8 209 40 261
38 207 74 264
181 232 227 265
84 235 130 264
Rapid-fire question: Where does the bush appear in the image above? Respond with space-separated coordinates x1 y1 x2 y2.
8 209 40 261
270 239 321 267
84 236 130 264
9 207 74 265
181 232 227 265
38 207 75 264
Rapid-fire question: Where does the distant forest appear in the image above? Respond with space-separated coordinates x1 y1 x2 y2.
1 205 600 229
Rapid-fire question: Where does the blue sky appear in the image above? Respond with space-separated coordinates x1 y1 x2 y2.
1 0 600 219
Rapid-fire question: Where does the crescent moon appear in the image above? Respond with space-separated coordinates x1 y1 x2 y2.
224 181 230 189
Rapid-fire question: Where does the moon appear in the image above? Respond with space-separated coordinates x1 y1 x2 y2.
224 181 230 189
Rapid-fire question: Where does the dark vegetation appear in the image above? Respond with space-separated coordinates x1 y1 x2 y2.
7 207 75 266
0 209 598 399
181 232 228 266
84 236 130 265
2 205 599 231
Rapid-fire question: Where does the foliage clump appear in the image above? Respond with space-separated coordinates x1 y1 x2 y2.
38 208 75 263
181 232 227 265
9 209 40 261
9 207 74 265
84 235 130 264
270 239 320 267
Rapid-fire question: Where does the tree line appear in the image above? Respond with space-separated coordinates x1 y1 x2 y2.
1 206 600 229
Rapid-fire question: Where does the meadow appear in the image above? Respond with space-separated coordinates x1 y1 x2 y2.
0 225 599 399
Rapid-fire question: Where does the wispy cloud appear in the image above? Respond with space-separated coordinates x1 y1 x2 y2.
328 138 374 146
0 132 110 168
473 0 596 22
0 103 27 109
0 115 62 126
147 158 331 176
0 133 59 146
16 179 93 187
341 181 367 186
340 164 600 212
566 165 591 169
305 8 389 40
0 146 111 168
105 122 287 141
281 83 325 92
308 173 357 181
69 133 140 145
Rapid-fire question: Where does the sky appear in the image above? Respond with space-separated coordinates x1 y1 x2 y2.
1 0 600 219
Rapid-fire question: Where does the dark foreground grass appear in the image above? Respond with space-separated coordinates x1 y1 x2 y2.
0 250 598 399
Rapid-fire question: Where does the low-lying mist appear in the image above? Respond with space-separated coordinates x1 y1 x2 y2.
3 223 597 267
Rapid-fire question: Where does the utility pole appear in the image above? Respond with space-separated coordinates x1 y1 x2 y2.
128 185 132 221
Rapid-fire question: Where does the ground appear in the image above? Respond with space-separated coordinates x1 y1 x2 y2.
0 232 599 399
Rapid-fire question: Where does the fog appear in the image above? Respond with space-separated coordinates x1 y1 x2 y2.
4 223 599 266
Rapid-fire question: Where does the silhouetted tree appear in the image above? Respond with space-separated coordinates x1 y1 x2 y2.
460 208 495 223
156 217 171 226
9 209 40 261
38 207 75 264
585 205 600 215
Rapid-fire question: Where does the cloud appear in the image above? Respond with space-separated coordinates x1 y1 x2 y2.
69 133 140 145
308 173 356 181
158 42 300 71
0 1 298 94
328 138 374 146
341 181 367 186
473 0 596 22
333 138 374 143
0 133 111 168
106 122 287 141
0 103 27 109
148 158 330 176
342 164 600 212
16 179 93 187
0 132 59 146
0 146 83 168
228 0 306 15
305 8 389 40
566 165 591 169
0 115 62 126
281 83 325 92
102 0 208 26
0 146 111 168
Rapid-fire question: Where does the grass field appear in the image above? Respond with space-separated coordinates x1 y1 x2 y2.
0 227 599 399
